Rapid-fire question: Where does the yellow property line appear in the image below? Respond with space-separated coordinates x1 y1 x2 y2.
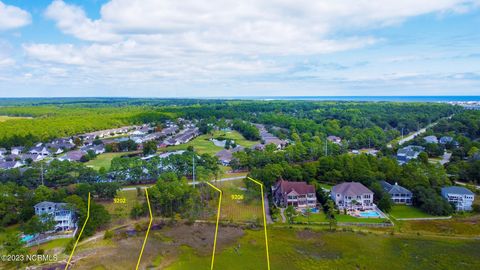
136 188 153 270
206 181 222 270
65 192 91 270
247 177 271 270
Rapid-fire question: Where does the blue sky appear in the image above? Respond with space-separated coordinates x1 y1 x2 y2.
0 0 479 97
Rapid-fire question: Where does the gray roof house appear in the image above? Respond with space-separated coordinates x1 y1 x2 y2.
331 182 374 211
0 160 22 170
441 186 475 211
215 149 233 166
397 145 425 165
380 181 412 205
34 202 75 231
423 135 438 144
11 146 24 155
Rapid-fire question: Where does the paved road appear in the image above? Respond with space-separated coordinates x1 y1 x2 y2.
440 151 452 165
121 175 247 191
391 114 454 147
455 181 480 190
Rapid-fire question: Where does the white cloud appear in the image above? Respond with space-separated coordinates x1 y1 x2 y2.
15 0 480 95
0 1 31 31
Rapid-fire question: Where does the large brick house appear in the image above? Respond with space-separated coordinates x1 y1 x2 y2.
273 180 317 209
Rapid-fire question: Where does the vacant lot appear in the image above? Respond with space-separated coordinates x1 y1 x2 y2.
214 179 263 223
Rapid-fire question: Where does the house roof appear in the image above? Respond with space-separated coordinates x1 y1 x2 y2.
441 186 474 195
275 180 315 195
34 201 69 210
332 182 373 196
380 181 412 195
215 149 233 162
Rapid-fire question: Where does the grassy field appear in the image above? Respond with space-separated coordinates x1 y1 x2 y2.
85 151 139 170
161 130 259 156
166 226 480 270
397 215 480 236
0 115 32 122
389 205 435 219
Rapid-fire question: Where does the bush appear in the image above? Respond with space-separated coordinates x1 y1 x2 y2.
104 230 114 240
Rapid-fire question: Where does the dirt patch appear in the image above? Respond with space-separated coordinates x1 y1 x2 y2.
163 223 244 256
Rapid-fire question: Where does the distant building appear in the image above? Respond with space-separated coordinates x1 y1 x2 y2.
59 150 86 162
34 202 75 231
273 180 317 209
11 146 24 155
327 135 342 144
331 182 374 211
423 135 438 144
441 186 475 211
215 149 233 166
0 160 22 170
397 145 425 164
380 181 412 205
29 146 51 156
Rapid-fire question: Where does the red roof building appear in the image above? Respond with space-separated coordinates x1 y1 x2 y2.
273 180 317 208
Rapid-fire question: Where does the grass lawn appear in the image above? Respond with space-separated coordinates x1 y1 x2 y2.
160 134 223 155
295 211 328 223
318 183 333 190
211 130 260 148
336 214 389 224
85 151 139 170
389 205 435 219
160 130 259 156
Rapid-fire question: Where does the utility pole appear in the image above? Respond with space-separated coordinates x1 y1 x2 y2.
40 162 44 186
192 154 196 188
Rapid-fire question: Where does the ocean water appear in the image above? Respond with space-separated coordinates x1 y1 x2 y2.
230 96 480 102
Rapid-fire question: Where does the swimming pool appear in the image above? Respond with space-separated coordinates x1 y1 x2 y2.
21 234 34 242
302 207 319 213
358 210 381 218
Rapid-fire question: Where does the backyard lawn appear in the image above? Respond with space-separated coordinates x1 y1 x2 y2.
389 205 435 219
294 211 328 223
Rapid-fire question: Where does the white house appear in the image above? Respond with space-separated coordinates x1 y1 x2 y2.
34 202 75 231
441 186 475 211
331 182 374 211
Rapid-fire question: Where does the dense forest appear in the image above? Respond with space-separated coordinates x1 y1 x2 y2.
0 99 459 149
